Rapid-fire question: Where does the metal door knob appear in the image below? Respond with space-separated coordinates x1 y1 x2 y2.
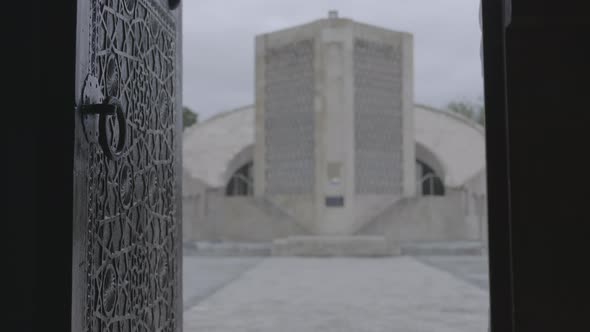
81 96 126 160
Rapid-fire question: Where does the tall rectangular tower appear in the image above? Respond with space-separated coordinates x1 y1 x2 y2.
255 13 415 235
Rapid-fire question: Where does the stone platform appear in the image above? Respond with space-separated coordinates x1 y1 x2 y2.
271 236 394 257
185 241 271 256
400 240 484 256
185 239 486 257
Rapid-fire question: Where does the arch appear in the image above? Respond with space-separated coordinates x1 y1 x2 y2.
416 160 445 196
414 105 486 187
225 161 254 196
223 144 254 186
415 141 446 184
223 144 255 196
183 106 254 187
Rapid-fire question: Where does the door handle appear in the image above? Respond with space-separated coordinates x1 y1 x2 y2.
81 96 126 160
79 74 127 160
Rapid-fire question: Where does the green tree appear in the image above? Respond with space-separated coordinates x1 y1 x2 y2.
445 98 485 127
182 106 198 130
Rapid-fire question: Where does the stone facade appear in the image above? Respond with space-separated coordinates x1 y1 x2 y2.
263 39 316 194
182 14 487 256
255 16 415 236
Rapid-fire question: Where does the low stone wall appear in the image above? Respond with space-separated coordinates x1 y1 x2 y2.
463 170 488 249
183 171 488 248
187 194 308 242
182 170 209 242
357 190 485 245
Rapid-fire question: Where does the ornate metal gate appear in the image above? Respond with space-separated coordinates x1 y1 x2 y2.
72 0 182 331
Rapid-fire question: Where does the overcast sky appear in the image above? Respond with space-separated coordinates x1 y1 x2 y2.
182 0 483 120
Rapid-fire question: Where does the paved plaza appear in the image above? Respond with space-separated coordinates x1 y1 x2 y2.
183 254 489 332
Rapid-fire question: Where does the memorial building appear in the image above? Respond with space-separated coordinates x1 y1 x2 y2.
182 13 487 255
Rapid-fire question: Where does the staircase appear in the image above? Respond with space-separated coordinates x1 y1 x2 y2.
249 197 311 235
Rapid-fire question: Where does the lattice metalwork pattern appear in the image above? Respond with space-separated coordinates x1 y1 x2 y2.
354 38 403 194
264 39 315 194
84 0 178 330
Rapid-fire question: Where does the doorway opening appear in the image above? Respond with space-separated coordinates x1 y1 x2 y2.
181 2 489 330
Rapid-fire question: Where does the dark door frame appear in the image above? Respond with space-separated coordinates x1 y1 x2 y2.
19 0 589 331
482 0 590 331
481 0 514 331
26 1 515 330
33 1 78 330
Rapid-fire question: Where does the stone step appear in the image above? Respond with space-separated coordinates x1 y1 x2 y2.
271 236 394 257
400 241 484 256
185 241 271 256
184 240 484 257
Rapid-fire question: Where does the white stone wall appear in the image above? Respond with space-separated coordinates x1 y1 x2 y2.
357 191 480 245
182 170 208 242
314 20 356 235
462 169 488 247
188 194 308 243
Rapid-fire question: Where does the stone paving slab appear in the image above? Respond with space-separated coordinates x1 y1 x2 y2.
183 256 263 310
184 257 489 332
413 255 489 290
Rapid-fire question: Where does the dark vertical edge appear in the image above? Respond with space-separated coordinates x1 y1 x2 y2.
481 0 514 331
174 3 184 331
36 0 78 330
72 0 91 331
7 1 40 330
28 2 40 329
504 1 590 330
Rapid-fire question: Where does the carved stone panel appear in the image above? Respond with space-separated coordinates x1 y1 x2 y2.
264 39 315 194
354 38 403 194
